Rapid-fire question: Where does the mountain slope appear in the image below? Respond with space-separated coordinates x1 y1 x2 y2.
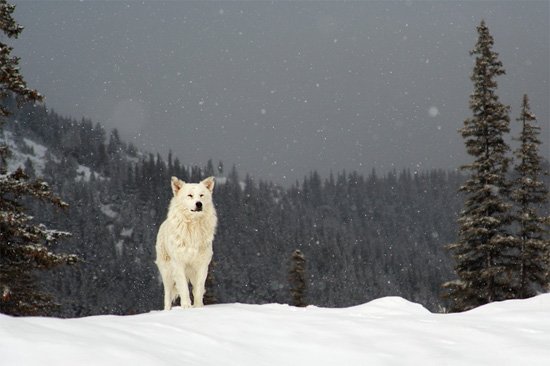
3 102 466 315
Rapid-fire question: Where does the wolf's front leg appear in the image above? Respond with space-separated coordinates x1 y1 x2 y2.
156 261 174 310
173 265 192 308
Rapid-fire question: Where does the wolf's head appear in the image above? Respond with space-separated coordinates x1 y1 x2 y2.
170 176 215 218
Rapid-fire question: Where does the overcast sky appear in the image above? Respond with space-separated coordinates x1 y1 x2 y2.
10 0 549 184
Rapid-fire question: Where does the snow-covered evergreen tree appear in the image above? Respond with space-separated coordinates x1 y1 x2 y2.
510 94 550 298
0 0 77 316
443 20 514 312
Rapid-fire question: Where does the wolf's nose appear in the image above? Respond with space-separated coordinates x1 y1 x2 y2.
195 201 203 210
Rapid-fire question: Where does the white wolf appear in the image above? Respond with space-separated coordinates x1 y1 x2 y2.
155 176 217 309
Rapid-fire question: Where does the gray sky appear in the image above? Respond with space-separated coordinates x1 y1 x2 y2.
10 0 550 184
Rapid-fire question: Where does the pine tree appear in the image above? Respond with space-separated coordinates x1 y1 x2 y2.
289 249 307 307
443 20 514 312
0 0 77 316
510 94 550 298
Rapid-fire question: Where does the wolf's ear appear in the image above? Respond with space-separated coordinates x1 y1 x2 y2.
171 176 185 196
201 176 215 193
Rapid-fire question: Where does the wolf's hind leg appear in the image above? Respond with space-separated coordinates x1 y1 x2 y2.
157 260 175 310
190 265 209 307
173 264 192 308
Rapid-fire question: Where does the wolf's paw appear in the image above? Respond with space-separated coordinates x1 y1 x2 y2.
180 302 192 309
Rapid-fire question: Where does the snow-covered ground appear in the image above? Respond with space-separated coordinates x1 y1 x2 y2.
1 295 549 366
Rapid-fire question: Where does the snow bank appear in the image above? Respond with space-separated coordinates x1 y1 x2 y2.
1 294 549 365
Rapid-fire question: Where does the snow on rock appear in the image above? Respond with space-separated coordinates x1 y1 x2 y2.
75 164 106 182
120 227 133 238
115 240 124 257
75 165 93 182
99 203 118 219
1 294 550 365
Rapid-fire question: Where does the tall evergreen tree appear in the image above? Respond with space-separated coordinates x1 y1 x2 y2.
289 249 307 307
0 0 77 316
510 94 550 298
443 20 514 312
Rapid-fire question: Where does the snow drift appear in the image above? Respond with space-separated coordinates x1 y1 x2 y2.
1 294 549 365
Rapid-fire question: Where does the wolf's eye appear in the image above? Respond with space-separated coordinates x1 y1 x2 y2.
187 194 193 198
200 194 204 198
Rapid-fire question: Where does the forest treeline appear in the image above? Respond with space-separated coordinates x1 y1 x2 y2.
3 101 474 316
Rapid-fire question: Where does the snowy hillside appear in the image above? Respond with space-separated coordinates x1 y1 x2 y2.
0 130 102 182
1 130 49 175
2 295 549 366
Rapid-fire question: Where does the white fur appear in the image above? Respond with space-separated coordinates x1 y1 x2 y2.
155 176 217 310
